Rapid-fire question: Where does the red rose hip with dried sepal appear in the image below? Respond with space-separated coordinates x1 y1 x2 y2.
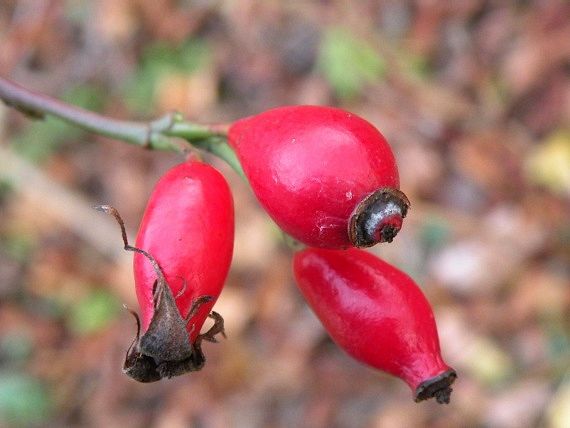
228 105 410 249
293 248 456 403
95 160 234 382
133 161 234 342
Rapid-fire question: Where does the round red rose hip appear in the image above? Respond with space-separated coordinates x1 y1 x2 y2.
228 105 409 249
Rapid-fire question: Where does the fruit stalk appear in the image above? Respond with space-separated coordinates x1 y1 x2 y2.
0 76 243 176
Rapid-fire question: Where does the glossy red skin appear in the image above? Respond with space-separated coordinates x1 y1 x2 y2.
134 161 234 342
294 248 451 392
228 106 399 249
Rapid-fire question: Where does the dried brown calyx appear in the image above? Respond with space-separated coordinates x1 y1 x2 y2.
414 369 457 404
348 188 411 248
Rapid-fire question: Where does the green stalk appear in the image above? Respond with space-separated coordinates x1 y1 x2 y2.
0 76 243 176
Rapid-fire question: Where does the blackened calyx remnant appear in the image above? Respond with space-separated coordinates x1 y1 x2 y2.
349 188 410 247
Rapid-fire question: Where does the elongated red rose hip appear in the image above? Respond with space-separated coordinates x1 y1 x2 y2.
96 160 234 382
294 248 456 403
134 161 233 340
228 106 410 249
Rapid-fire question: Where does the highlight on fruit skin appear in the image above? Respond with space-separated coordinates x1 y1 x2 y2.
293 247 456 404
228 105 410 249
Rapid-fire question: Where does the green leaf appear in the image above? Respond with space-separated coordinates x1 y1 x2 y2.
61 85 105 111
0 332 33 364
0 178 14 203
401 52 431 80
67 289 121 335
0 372 51 425
1 234 35 263
318 28 386 99
421 217 451 251
124 38 210 114
12 116 82 162
12 84 104 162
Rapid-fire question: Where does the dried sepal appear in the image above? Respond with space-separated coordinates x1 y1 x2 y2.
95 205 225 382
414 369 457 404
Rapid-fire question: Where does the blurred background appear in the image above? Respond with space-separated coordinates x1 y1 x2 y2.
0 1 569 427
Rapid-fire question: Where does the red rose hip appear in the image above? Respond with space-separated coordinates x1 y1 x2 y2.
228 106 410 249
293 248 456 403
96 160 234 382
133 161 234 341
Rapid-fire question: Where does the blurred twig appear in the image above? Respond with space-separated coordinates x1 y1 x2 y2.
0 143 130 260
0 140 137 303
